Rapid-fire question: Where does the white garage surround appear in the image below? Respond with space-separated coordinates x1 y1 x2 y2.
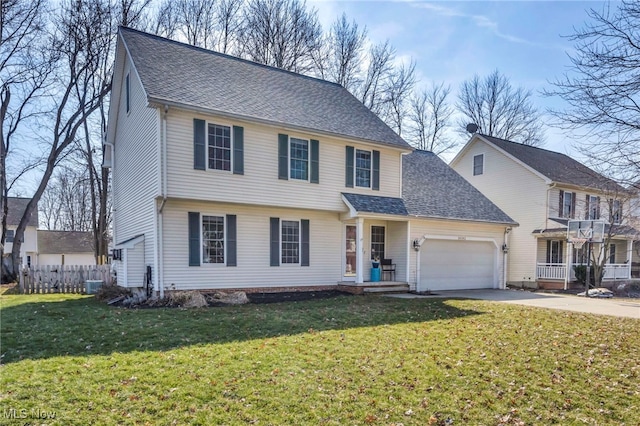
416 236 499 292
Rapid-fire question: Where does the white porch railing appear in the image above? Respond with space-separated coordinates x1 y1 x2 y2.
536 263 566 280
536 263 631 281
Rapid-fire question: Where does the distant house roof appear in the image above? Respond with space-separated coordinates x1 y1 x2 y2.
6 197 38 227
37 230 94 254
118 27 411 150
478 134 625 192
342 193 408 216
403 150 517 225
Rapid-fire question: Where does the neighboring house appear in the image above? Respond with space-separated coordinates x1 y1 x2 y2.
451 134 640 288
105 28 516 296
36 230 96 266
1 197 38 267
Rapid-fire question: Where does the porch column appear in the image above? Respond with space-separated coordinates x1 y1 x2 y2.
564 242 572 290
627 239 633 279
355 217 364 284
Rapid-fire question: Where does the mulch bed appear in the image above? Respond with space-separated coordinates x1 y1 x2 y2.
246 290 351 304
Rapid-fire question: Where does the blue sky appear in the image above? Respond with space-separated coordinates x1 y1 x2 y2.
310 0 608 159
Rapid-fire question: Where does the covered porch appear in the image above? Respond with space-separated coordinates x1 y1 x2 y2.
534 227 637 288
339 194 411 288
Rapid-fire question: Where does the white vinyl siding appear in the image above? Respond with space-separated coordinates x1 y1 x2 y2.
451 138 547 284
161 200 342 290
111 54 158 272
165 110 403 211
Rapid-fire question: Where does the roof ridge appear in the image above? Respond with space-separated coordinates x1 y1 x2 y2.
479 133 574 159
119 26 344 89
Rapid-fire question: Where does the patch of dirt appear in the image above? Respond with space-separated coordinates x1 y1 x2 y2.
245 290 351 304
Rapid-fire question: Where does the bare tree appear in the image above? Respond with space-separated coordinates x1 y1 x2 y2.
0 0 52 276
545 1 640 185
317 13 367 93
239 0 322 73
407 82 455 155
7 0 113 279
358 41 395 116
40 164 93 232
381 60 416 136
457 70 545 146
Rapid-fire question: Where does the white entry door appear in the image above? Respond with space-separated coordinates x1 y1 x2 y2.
344 225 357 280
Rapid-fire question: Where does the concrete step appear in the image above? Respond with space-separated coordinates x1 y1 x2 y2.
363 284 410 294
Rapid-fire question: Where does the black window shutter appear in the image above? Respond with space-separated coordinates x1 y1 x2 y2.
310 139 319 184
270 217 280 266
188 212 201 266
278 134 288 180
193 119 206 170
596 196 601 219
226 215 237 267
301 219 310 266
558 190 564 217
233 126 244 175
345 146 354 188
559 241 564 263
372 150 380 191
571 192 576 219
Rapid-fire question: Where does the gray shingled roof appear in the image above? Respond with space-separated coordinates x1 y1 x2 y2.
37 230 94 254
7 197 38 227
120 27 411 149
533 224 639 237
342 193 408 216
480 135 625 191
403 150 517 224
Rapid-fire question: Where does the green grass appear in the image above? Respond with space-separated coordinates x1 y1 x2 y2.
1 293 638 425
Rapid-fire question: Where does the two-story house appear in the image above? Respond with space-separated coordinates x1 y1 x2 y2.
2 197 38 267
106 28 516 297
451 134 640 289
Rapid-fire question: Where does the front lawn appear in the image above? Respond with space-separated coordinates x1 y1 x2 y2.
1 292 638 425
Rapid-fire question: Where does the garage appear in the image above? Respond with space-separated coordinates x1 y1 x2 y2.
419 239 497 291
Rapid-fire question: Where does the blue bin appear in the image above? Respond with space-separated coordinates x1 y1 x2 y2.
370 267 381 282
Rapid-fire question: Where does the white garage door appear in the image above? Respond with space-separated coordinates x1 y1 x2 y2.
419 239 496 291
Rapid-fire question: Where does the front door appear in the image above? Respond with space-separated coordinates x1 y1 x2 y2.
344 225 357 280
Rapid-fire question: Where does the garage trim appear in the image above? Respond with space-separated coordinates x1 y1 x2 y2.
414 234 500 291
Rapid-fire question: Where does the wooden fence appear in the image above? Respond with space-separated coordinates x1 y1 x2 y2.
19 265 113 294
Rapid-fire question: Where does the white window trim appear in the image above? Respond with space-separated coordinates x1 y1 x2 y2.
370 225 386 260
288 136 310 182
280 219 301 265
201 213 227 266
355 148 372 189
473 153 484 176
206 121 234 173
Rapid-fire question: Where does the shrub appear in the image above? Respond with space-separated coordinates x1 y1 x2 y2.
573 265 604 287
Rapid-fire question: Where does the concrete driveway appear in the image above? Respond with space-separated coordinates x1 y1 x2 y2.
387 289 640 319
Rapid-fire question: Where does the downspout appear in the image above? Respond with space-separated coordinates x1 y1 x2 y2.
503 227 512 289
157 105 169 299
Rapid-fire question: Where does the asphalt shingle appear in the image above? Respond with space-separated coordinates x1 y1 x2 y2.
342 193 408 216
120 27 411 150
480 135 625 191
403 150 517 224
37 230 94 254
6 197 38 227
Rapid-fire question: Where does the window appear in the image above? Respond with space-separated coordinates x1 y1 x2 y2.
125 73 130 113
573 245 587 264
371 226 385 260
6 229 14 243
281 220 300 264
587 195 600 220
208 123 232 171
355 149 371 187
202 215 225 263
611 199 622 224
547 240 563 264
562 191 574 218
289 137 309 180
473 154 484 176
609 244 616 264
